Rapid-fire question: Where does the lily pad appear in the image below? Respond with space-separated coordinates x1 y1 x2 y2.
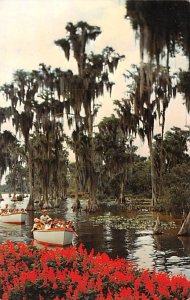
89 215 177 231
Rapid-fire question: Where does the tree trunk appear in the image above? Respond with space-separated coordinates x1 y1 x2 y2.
72 152 81 212
158 105 166 199
26 150 34 211
149 137 158 207
117 171 126 206
86 104 99 212
178 211 190 236
54 196 60 208
87 178 99 213
42 191 52 209
153 215 163 235
72 198 82 212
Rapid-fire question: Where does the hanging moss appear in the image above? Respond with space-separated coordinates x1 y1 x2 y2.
54 38 70 60
178 70 190 112
126 0 190 66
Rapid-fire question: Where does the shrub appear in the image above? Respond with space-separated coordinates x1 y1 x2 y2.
0 241 189 299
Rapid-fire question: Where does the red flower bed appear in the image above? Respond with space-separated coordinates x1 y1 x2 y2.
0 241 189 299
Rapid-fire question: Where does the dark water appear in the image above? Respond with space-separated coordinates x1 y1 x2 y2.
1 196 190 279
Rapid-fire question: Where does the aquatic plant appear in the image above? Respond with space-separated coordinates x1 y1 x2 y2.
90 214 176 231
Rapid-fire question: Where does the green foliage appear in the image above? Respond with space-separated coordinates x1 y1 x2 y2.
0 184 9 193
163 127 190 171
178 70 190 112
127 157 151 197
95 115 136 202
6 165 29 194
0 131 18 182
162 162 190 213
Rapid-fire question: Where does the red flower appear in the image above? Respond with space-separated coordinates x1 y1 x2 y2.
119 287 133 299
0 241 189 299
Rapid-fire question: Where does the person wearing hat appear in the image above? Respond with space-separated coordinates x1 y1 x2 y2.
40 210 50 224
31 218 44 232
44 218 53 230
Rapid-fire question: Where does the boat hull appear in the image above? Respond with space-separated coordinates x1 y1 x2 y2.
33 228 74 246
0 213 27 224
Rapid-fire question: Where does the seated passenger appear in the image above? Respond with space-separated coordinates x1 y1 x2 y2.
44 218 53 230
31 218 44 232
66 220 73 228
1 209 6 215
4 204 9 213
58 220 65 228
51 218 60 228
67 220 76 232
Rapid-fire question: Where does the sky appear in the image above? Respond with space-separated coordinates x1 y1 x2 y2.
0 0 190 158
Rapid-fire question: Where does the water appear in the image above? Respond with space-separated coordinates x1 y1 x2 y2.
1 194 190 279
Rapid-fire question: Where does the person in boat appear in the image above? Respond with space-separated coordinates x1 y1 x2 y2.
66 220 78 237
66 220 77 232
3 204 10 215
40 210 50 224
66 220 73 228
0 209 6 215
49 218 59 228
31 218 44 232
44 218 53 230
58 220 66 228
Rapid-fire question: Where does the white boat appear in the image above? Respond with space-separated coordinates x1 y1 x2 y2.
0 212 27 224
33 228 74 246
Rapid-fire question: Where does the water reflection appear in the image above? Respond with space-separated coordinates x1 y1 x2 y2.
0 195 190 278
178 237 190 256
129 231 155 269
0 217 31 244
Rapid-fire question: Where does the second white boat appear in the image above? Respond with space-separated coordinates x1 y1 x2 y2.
0 213 27 225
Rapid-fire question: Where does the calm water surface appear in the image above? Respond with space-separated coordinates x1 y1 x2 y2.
1 195 190 279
